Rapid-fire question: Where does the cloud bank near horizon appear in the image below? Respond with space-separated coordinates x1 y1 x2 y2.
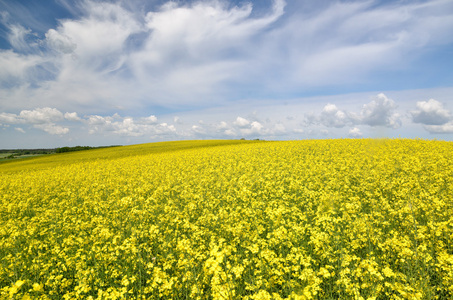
2 92 453 148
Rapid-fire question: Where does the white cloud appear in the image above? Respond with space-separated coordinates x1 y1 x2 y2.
0 0 288 113
113 118 142 137
45 29 77 54
19 107 64 124
141 0 285 62
64 112 81 121
1 1 453 147
217 121 228 130
234 117 250 128
191 124 206 135
127 0 286 105
0 112 22 124
224 129 236 136
85 113 177 137
173 116 182 124
424 122 453 134
141 115 158 124
1 86 453 148
87 115 111 126
349 127 362 138
34 123 69 135
56 1 141 59
174 115 287 138
0 108 70 135
0 108 73 135
302 93 400 129
319 103 351 128
0 107 65 125
15 127 25 133
231 118 286 137
0 50 41 83
154 123 176 136
273 123 286 134
359 93 401 128
1 0 453 115
410 99 451 125
8 24 34 52
240 121 264 135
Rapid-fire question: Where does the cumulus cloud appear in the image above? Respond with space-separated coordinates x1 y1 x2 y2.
19 107 64 124
240 121 264 136
34 123 69 135
424 122 453 134
224 129 236 136
178 115 288 138
359 93 401 128
0 107 69 135
303 93 401 130
141 115 158 124
217 121 228 130
410 99 451 125
319 103 351 128
349 127 362 138
234 117 250 128
85 113 176 137
0 107 64 124
0 112 22 124
64 112 81 121
191 125 206 135
228 116 287 137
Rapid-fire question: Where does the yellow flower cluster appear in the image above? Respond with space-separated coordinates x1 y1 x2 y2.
0 139 452 299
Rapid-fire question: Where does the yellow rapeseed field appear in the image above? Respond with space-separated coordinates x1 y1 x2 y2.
0 139 452 300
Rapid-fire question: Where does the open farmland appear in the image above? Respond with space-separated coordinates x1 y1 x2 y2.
0 139 452 299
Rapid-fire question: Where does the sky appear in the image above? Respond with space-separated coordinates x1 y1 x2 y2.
0 0 453 148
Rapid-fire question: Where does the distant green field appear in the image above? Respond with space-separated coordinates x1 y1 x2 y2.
0 153 46 163
0 153 16 162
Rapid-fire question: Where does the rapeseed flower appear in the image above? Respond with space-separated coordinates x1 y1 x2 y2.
0 139 452 299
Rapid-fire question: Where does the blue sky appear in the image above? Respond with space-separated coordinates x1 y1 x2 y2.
1 0 452 148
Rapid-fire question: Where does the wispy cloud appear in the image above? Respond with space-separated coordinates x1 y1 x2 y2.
1 0 452 111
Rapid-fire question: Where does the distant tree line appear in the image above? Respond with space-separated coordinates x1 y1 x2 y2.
0 149 55 160
0 145 121 159
55 145 121 153
55 146 94 153
0 149 54 155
